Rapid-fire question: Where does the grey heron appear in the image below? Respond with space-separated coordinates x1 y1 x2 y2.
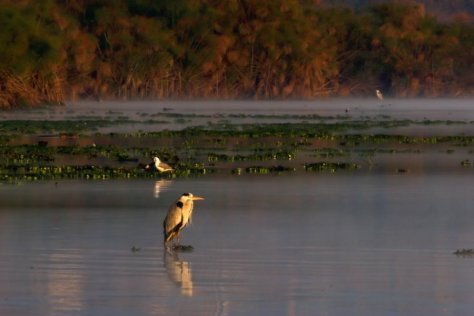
376 89 384 101
163 193 204 246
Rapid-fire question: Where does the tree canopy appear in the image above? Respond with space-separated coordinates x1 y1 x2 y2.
0 0 473 107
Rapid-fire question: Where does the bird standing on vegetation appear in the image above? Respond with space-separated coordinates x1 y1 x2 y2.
376 89 384 101
163 193 204 246
150 156 173 172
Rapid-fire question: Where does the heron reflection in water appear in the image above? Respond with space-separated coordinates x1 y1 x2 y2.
164 249 194 296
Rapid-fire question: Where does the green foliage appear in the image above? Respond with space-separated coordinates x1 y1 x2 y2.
0 2 61 74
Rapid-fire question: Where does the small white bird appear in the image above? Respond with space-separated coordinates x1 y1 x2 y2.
152 156 173 173
376 89 384 101
163 193 204 246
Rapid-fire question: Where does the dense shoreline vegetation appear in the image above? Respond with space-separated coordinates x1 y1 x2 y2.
1 0 474 107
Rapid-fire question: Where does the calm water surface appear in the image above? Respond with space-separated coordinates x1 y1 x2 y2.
1 173 473 316
2 99 474 135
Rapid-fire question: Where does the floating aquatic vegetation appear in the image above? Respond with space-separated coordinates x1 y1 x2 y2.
0 160 212 182
207 153 230 162
312 148 348 158
232 168 243 175
354 148 421 158
245 165 295 174
304 162 361 172
1 116 474 182
454 249 474 257
460 159 473 167
207 149 296 163
172 162 210 176
396 168 409 173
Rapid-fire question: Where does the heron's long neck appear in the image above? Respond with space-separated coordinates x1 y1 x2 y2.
183 201 194 225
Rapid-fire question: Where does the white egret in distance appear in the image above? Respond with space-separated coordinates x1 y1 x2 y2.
163 193 204 247
376 89 384 101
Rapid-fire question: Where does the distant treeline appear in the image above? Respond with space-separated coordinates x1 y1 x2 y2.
1 0 473 107
320 0 474 21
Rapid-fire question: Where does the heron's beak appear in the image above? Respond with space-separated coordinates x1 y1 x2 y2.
191 196 204 201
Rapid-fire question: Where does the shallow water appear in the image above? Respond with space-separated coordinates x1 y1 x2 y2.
2 99 474 134
3 98 473 120
1 174 474 316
